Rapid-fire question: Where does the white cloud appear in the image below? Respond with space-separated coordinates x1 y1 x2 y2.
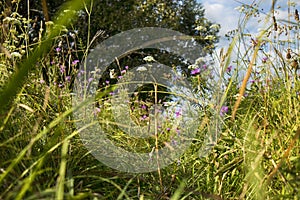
202 1 239 37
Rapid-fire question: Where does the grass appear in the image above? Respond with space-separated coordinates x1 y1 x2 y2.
0 0 300 199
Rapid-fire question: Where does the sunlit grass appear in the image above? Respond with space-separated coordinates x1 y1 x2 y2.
0 0 299 199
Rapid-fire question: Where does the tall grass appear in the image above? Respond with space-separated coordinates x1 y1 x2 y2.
0 0 299 199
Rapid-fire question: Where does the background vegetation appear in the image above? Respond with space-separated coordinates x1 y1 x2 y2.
0 0 299 199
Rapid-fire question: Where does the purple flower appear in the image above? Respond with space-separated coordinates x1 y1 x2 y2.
175 109 181 117
40 79 45 84
141 104 147 110
262 57 268 63
226 65 233 73
50 60 55 65
66 76 71 82
125 66 129 70
121 70 126 74
220 106 228 116
72 60 80 65
88 77 94 83
58 83 64 88
177 159 181 166
118 76 123 79
141 115 147 120
60 65 66 73
77 70 84 77
105 80 110 85
166 127 171 131
202 64 207 70
55 47 61 52
171 139 178 146
191 68 201 75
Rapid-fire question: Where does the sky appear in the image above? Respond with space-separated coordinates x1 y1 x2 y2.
200 0 291 49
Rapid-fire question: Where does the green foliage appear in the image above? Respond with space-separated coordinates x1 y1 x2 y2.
0 0 300 199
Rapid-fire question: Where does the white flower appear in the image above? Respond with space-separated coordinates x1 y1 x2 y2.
143 56 155 62
11 52 22 59
136 66 147 72
233 93 244 100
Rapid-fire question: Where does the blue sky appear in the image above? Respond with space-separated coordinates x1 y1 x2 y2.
199 0 291 48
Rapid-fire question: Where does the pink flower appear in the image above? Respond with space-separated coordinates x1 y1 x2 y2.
60 65 66 73
226 65 233 73
191 68 201 75
72 60 80 65
220 106 228 116
66 76 71 82
175 109 181 117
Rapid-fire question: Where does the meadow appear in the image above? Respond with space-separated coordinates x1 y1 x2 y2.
0 0 299 199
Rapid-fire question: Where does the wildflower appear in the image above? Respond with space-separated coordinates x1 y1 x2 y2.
50 60 55 65
118 76 123 79
226 65 233 73
171 139 178 146
233 94 244 100
220 106 228 116
121 70 126 74
175 109 181 117
262 57 268 63
72 60 79 65
141 115 147 120
125 66 129 70
166 127 171 131
77 70 85 77
191 68 201 75
40 79 45 84
55 47 61 52
143 56 155 62
105 80 110 85
88 77 93 83
141 104 147 110
60 65 66 73
11 52 22 59
202 64 207 70
94 107 101 115
66 76 71 82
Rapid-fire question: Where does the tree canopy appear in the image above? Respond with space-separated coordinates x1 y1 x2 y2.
12 0 219 52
